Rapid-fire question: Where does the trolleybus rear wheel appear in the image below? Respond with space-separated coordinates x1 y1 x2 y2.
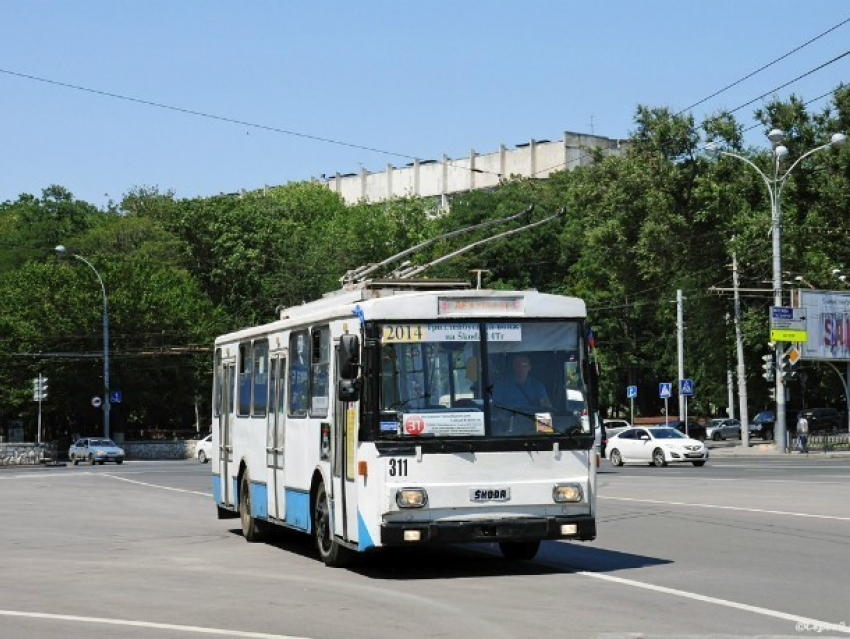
240 470 267 542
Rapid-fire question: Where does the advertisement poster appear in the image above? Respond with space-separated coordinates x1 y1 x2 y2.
401 412 486 437
798 291 850 361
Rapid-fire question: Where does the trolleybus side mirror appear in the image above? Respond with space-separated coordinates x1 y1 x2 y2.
337 334 361 401
338 334 360 379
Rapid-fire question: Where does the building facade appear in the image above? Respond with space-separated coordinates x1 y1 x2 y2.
320 131 623 206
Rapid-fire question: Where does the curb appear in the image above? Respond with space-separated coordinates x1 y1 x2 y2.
709 446 850 459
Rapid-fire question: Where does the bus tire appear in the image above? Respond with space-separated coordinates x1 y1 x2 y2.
313 482 352 567
499 540 540 561
239 471 267 542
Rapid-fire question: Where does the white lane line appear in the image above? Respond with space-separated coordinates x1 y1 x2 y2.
575 572 850 634
601 495 850 521
101 473 211 497
0 610 311 638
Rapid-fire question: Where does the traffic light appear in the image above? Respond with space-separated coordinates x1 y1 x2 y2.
778 349 797 380
761 354 774 382
32 375 48 401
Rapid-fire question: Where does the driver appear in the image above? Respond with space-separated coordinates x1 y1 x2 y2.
492 354 552 411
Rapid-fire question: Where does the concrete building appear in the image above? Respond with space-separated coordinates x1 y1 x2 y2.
320 131 623 206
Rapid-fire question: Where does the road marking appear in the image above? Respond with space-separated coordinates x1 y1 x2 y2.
601 496 850 521
573 572 850 634
0 610 312 638
101 473 211 497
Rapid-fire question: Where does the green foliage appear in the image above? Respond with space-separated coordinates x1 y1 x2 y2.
0 86 847 436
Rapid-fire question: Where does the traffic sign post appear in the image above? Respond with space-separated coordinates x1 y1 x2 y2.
680 379 694 437
770 306 807 343
627 385 637 426
659 383 672 426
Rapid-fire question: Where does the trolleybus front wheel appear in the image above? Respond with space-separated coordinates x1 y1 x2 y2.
313 482 353 567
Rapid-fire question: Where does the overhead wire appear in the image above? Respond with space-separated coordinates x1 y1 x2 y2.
532 16 850 177
0 67 504 179
674 16 850 115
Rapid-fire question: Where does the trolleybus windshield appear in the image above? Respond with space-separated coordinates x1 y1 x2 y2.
377 320 588 438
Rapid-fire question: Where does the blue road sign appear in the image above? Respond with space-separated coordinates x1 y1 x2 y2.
680 379 694 396
110 390 122 403
627 385 638 399
659 382 672 399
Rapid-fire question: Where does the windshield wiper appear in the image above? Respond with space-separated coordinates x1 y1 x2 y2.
490 401 539 419
389 393 432 411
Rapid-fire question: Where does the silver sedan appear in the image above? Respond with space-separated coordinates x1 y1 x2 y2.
705 418 742 441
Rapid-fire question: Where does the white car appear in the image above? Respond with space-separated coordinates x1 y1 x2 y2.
607 427 708 467
196 434 213 463
603 418 632 439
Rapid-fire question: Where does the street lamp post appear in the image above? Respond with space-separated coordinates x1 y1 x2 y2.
55 246 110 439
706 131 846 453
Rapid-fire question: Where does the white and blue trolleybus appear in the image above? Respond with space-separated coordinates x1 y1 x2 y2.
212 217 598 566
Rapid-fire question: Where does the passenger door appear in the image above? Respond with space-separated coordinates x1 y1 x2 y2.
267 355 287 521
332 343 359 545
219 362 235 507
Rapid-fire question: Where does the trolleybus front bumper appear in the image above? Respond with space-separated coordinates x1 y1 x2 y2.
381 516 595 546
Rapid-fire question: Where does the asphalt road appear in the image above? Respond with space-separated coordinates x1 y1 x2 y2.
1 456 849 638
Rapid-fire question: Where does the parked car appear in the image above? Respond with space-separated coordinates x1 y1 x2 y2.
797 407 842 433
607 427 708 467
197 433 213 463
705 418 742 441
660 419 707 442
603 419 632 440
749 409 803 440
749 410 775 440
68 437 125 465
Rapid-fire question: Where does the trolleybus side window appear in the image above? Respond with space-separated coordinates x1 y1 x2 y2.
288 331 309 417
213 348 222 417
309 327 330 417
238 342 253 417
252 339 269 417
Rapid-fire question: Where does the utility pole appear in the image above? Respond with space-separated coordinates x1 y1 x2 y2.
727 369 735 419
33 374 48 445
677 289 685 422
732 250 750 446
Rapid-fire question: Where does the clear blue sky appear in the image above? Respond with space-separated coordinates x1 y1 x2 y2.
2 1 848 209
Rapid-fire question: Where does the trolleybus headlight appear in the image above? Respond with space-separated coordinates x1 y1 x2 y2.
396 488 428 508
553 483 583 503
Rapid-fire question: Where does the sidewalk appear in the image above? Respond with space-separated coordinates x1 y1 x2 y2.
708 441 850 458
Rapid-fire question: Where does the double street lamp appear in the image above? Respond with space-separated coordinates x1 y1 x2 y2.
706 130 846 452
55 246 111 439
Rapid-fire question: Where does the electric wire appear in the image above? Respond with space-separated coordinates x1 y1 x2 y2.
724 49 850 116
0 67 503 179
675 16 850 115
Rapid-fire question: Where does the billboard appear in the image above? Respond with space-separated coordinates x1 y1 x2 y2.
798 290 850 361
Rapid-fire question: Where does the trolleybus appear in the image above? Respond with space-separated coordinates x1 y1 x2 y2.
212 276 599 565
